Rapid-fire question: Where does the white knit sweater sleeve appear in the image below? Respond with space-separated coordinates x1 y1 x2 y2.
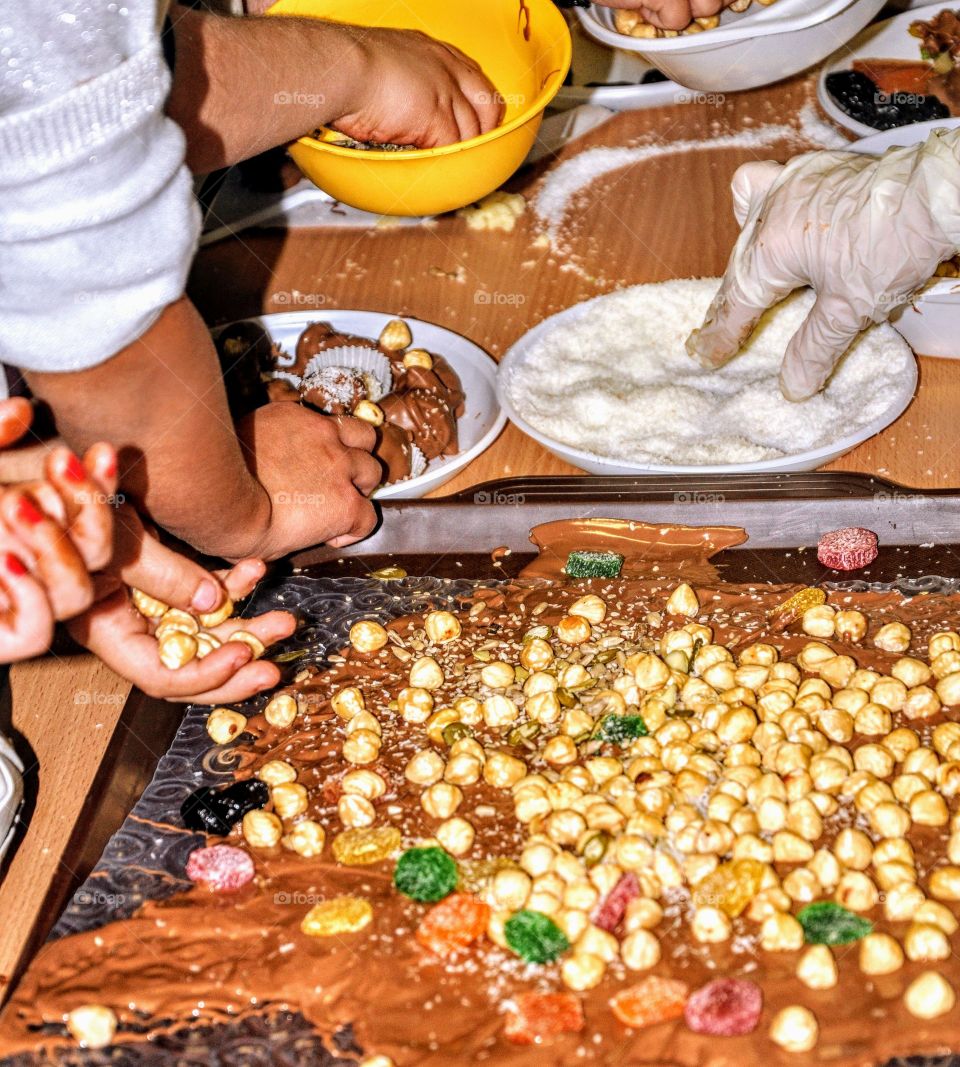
0 1 201 372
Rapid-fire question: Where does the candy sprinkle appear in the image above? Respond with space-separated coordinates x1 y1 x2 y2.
684 977 762 1037
797 902 872 945
394 846 458 902
332 826 402 867
504 992 584 1044
185 845 255 892
770 586 826 626
596 714 648 744
610 977 689 1029
416 893 490 956
301 896 373 937
817 527 879 572
692 858 766 918
565 550 624 579
370 566 408 581
505 909 570 964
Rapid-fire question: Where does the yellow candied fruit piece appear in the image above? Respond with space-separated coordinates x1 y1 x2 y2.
370 566 407 581
332 825 402 866
457 856 517 894
301 895 373 937
770 587 826 625
692 858 766 918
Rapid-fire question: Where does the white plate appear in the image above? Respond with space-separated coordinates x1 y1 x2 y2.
217 311 505 499
552 14 688 111
848 118 960 358
497 289 918 475
0 733 23 865
577 0 886 92
817 3 953 138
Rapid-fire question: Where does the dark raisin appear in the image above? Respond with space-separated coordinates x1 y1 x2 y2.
180 779 270 835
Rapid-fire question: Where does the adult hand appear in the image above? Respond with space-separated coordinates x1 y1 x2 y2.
0 403 118 661
686 128 960 400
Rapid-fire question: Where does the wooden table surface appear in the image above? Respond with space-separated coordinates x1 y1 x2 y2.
1 71 955 999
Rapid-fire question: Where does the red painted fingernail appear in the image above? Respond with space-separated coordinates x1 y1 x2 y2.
4 553 26 577
62 453 86 484
15 496 43 526
102 452 117 479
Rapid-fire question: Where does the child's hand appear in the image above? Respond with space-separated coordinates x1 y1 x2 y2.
69 558 297 704
594 0 726 31
335 27 504 147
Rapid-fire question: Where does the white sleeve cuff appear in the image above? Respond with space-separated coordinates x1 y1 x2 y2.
0 41 201 373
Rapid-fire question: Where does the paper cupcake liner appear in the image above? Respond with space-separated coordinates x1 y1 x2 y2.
262 369 302 388
302 346 392 402
409 444 427 480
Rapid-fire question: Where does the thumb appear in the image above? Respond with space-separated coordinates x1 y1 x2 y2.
778 295 866 402
109 506 227 616
687 162 795 369
730 160 783 227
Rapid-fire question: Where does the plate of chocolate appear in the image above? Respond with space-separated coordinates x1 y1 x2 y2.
215 311 505 498
818 3 960 138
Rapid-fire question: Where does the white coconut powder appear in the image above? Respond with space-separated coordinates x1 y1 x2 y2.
504 279 913 467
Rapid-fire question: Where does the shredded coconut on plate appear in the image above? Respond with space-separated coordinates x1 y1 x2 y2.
504 279 913 468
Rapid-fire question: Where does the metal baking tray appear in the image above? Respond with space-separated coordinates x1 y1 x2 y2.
292 472 960 586
5 472 960 1065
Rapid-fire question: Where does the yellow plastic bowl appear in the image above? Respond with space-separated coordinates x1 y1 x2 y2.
266 0 571 216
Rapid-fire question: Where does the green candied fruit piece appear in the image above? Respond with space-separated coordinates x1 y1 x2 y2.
394 846 458 902
597 714 648 744
505 909 570 964
564 550 624 579
797 902 872 945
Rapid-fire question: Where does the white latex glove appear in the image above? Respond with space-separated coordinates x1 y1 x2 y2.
686 128 960 401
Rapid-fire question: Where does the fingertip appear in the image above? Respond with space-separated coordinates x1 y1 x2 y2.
191 578 222 614
0 398 33 449
84 443 119 494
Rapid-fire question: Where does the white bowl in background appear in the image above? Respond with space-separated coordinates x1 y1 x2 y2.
216 311 505 499
552 13 689 111
577 0 887 92
818 3 952 137
497 288 918 476
848 118 960 358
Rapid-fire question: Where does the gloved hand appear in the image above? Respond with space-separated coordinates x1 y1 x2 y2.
686 127 960 400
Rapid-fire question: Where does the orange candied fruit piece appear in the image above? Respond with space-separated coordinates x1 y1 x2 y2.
610 976 689 1029
415 892 490 956
504 992 585 1045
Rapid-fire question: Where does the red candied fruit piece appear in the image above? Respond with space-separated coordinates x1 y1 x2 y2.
185 844 255 892
817 527 878 572
504 992 585 1045
416 892 490 956
591 872 640 933
684 977 762 1037
610 976 689 1029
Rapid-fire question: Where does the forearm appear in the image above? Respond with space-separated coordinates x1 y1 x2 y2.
25 297 271 559
167 4 365 174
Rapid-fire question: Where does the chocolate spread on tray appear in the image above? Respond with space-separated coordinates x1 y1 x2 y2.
3 522 960 1065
